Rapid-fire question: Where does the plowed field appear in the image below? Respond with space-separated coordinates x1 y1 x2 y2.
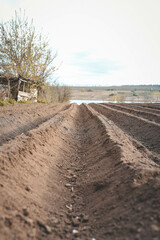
0 103 160 240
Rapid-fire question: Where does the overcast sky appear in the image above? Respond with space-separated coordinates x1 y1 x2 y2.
1 0 160 86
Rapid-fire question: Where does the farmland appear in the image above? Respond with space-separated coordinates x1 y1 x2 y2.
0 102 160 239
70 85 160 102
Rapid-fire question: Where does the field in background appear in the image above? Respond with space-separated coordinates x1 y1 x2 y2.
70 85 160 102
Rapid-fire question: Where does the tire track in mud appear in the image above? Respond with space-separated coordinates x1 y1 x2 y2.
90 103 160 155
0 103 160 239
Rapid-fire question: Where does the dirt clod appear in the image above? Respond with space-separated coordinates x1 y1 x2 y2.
72 217 80 227
65 183 72 188
22 208 29 216
25 186 30 191
37 220 52 234
151 224 160 232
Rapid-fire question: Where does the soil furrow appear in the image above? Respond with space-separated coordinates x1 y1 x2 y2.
0 103 160 240
141 103 160 110
0 103 70 146
0 103 79 240
118 103 160 115
102 103 160 124
90 103 160 155
0 103 64 117
79 104 160 239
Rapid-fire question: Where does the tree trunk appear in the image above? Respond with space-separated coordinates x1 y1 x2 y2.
8 78 10 99
16 78 21 101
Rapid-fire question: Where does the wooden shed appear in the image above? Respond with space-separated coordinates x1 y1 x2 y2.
0 75 37 102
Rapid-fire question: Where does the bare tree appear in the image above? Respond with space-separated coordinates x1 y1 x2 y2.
55 85 71 103
0 10 56 89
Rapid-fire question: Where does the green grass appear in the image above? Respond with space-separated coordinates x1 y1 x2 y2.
8 99 17 104
0 99 17 106
18 100 32 104
37 99 49 103
0 99 51 106
0 100 9 106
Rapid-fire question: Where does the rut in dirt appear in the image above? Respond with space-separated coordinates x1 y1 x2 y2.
90 103 160 155
0 103 69 146
0 103 160 240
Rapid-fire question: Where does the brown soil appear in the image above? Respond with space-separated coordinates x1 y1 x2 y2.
115 103 160 115
103 103 160 124
0 103 160 240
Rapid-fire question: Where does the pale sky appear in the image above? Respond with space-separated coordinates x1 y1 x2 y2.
0 0 160 86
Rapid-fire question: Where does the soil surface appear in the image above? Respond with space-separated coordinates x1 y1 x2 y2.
0 103 160 240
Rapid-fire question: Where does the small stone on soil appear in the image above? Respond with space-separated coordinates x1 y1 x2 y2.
66 204 72 211
65 183 72 187
65 219 71 225
22 208 29 216
72 218 80 227
45 225 52 234
71 193 76 199
151 224 159 232
80 214 89 222
4 217 12 227
25 186 30 191
72 229 78 234
37 220 52 234
24 217 34 226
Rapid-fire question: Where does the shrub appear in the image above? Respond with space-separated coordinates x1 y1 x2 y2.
8 99 17 104
81 88 85 92
18 100 32 104
37 99 49 103
54 85 71 103
0 100 9 106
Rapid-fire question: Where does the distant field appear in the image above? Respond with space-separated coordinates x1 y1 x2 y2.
70 85 160 102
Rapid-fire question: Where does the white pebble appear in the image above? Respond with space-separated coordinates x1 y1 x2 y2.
72 229 78 234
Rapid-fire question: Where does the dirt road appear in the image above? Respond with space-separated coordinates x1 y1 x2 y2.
0 103 160 240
